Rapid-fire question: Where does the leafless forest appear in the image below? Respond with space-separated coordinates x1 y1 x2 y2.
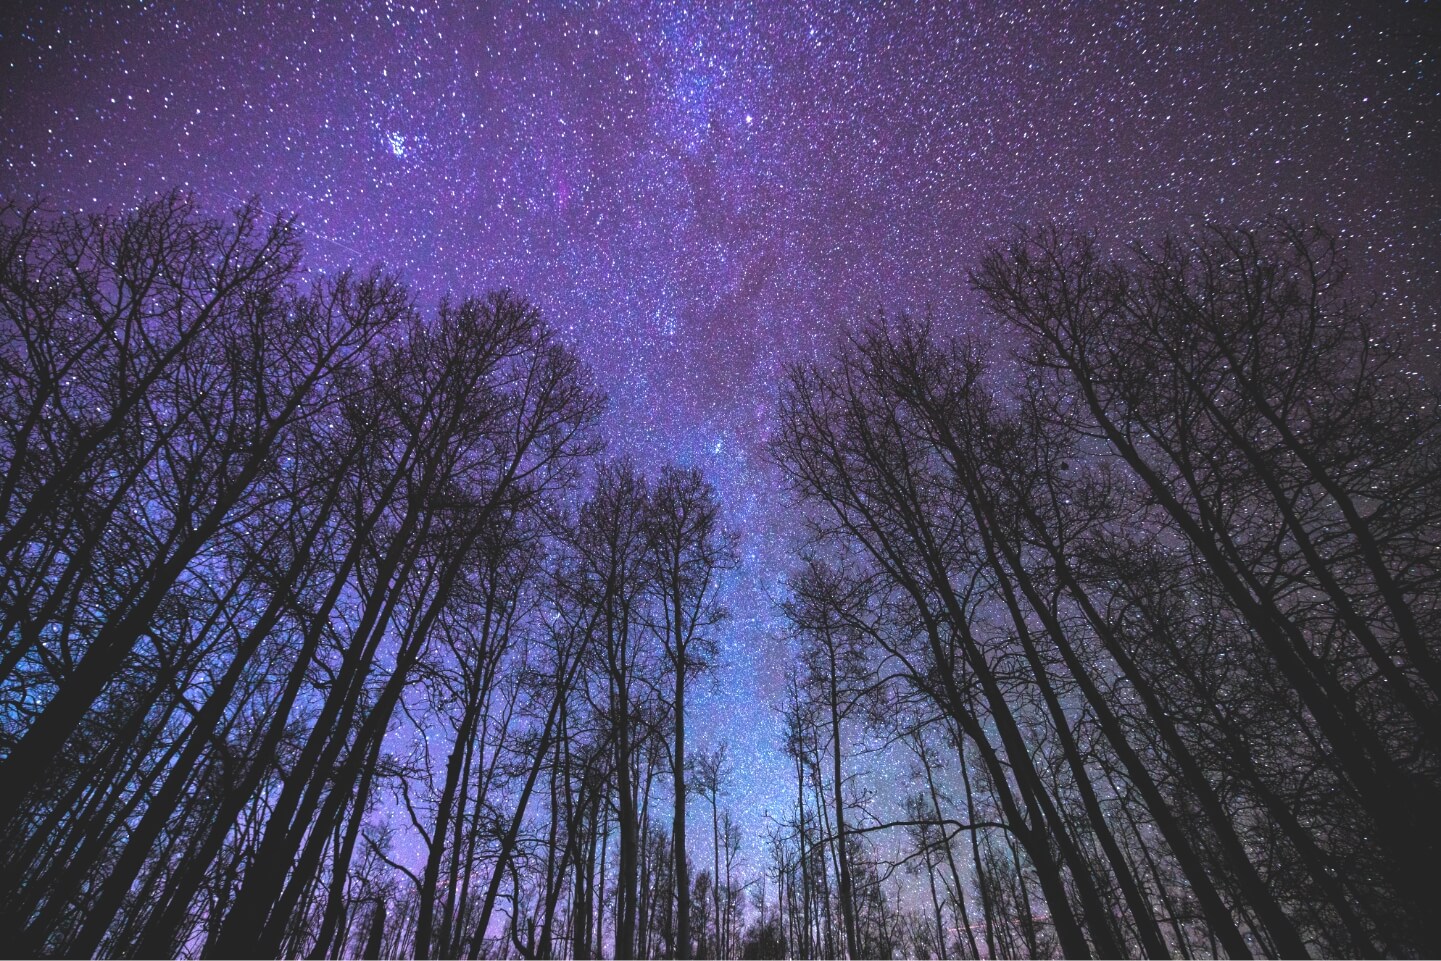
2 196 1438 958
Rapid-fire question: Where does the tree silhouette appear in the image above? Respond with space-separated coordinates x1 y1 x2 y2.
3 196 1437 959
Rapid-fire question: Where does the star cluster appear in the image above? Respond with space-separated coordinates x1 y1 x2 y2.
4 0 1437 860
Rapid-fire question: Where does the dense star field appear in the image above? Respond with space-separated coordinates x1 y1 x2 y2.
2 2 1440 958
8 0 1435 840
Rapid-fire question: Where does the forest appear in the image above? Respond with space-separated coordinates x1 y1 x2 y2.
1 194 1438 960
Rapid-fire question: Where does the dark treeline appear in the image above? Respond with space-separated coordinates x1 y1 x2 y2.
1 195 1437 960
0 194 750 960
767 222 1440 960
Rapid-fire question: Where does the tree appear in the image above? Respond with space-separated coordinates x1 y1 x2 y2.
690 744 731 960
770 218 1441 959
784 558 872 960
974 222 1441 954
647 465 735 961
0 197 613 959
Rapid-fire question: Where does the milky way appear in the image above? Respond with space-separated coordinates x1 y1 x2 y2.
4 0 1437 860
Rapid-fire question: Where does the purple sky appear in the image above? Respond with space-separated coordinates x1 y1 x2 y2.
4 0 1438 863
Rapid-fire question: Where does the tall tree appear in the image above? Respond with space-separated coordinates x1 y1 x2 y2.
647 465 735 961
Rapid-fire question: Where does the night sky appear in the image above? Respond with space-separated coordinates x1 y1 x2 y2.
4 0 1438 870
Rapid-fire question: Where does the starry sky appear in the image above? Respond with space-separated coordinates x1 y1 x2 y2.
3 0 1438 870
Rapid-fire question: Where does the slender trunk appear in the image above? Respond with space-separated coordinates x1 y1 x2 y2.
794 747 813 961
469 643 584 957
310 733 382 960
957 739 998 961
826 642 859 960
714 789 726 961
918 737 981 961
674 650 692 961
417 699 483 960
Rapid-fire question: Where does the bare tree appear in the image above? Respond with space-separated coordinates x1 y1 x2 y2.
647 466 735 961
